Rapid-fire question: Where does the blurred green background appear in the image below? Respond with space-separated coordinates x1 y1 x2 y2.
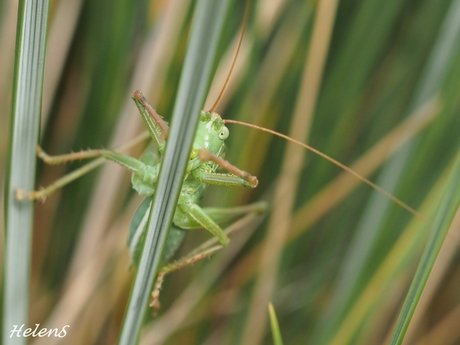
2 0 460 344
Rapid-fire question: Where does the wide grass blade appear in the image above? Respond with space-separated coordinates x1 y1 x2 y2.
117 1 233 344
3 1 50 344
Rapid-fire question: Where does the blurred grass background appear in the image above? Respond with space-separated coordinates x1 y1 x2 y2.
2 0 460 344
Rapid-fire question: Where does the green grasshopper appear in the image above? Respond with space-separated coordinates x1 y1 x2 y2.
15 10 268 309
16 90 267 263
16 89 267 309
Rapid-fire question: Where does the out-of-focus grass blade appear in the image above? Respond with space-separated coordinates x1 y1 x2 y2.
117 0 233 344
268 302 284 345
316 0 460 343
389 152 460 344
3 1 49 344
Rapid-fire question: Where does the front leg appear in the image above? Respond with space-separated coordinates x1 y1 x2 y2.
193 170 257 188
197 148 258 187
177 202 230 247
132 90 168 151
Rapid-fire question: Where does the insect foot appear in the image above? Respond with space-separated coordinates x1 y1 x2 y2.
15 189 28 201
15 188 46 203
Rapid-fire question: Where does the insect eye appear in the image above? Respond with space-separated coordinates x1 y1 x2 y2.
218 127 229 140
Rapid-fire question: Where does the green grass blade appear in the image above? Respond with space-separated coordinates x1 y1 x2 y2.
117 1 233 344
268 303 284 345
389 151 460 344
3 0 50 344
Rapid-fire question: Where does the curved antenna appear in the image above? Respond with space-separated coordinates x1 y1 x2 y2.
208 3 250 113
224 119 432 225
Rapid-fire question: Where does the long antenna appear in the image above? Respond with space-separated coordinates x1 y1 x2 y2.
224 119 432 225
208 3 250 113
